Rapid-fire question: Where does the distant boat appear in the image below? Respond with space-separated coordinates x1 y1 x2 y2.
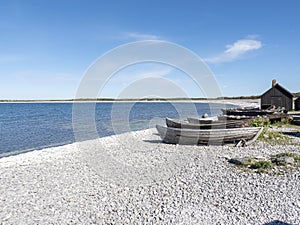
221 107 286 117
218 115 253 121
166 117 247 129
156 125 263 145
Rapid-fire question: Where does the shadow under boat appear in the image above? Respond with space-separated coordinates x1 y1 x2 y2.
263 220 293 225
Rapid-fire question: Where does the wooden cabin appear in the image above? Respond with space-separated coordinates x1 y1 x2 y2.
295 97 300 111
261 80 294 111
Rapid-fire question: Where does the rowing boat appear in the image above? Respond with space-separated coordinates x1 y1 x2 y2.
166 117 246 129
187 117 218 124
156 125 263 145
221 107 287 117
217 115 252 120
292 115 300 125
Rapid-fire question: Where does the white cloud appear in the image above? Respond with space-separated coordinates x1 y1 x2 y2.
123 32 161 40
205 38 262 63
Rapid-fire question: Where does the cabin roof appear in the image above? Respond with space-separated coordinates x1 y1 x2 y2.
261 83 294 98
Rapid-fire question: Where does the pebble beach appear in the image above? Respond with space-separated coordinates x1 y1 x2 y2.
0 99 299 225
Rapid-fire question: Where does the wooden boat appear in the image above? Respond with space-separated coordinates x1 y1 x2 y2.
187 117 218 124
156 125 263 145
266 112 288 122
218 115 252 121
292 115 300 125
166 117 246 129
221 107 287 117
219 113 287 123
188 117 251 127
222 109 273 116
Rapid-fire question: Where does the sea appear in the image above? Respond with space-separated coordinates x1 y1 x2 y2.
0 102 233 158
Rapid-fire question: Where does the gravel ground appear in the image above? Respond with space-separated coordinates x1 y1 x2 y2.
0 126 299 225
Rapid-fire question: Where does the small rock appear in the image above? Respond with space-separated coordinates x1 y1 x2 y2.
254 155 268 160
228 157 251 166
275 156 295 166
223 155 230 160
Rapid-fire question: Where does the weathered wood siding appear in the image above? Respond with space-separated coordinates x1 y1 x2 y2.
295 97 300 111
261 87 293 111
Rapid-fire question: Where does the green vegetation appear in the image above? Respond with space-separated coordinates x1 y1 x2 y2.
257 128 292 145
230 152 300 174
272 118 293 126
251 117 270 127
230 157 252 167
251 117 292 128
282 123 300 130
271 152 300 163
250 117 298 145
295 155 300 161
250 160 274 173
272 152 295 158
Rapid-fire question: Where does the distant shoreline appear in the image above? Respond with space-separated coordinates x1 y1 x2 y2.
0 98 261 109
1 92 299 103
0 96 261 103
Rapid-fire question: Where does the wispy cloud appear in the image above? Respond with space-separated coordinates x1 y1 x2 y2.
123 32 161 41
205 38 262 63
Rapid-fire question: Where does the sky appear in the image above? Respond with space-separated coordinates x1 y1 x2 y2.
0 0 300 99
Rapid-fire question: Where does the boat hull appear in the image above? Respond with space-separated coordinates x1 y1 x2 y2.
167 118 246 129
222 107 287 117
187 117 217 124
156 125 262 145
292 115 300 125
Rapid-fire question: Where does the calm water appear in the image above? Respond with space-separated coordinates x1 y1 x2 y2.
0 102 232 157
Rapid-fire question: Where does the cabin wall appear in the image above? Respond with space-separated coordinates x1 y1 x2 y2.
295 97 300 111
261 87 293 111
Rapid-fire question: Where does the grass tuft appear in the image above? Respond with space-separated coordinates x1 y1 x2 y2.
250 161 274 173
230 152 300 174
258 128 292 145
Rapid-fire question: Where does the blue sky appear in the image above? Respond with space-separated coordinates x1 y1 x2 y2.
0 0 299 99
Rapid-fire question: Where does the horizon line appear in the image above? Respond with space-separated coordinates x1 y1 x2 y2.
0 96 262 102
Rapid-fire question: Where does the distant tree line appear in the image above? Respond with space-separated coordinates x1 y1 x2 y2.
1 93 300 102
